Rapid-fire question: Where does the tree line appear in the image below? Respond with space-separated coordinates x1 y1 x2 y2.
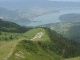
0 19 31 33
43 27 80 58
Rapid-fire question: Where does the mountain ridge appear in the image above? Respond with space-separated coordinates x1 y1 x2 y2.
0 19 80 60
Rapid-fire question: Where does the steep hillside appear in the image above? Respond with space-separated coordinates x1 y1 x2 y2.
67 25 80 41
0 19 31 41
0 19 30 33
0 28 53 60
3 28 63 60
0 28 80 60
8 40 62 60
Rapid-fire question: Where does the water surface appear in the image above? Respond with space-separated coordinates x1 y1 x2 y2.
26 8 80 26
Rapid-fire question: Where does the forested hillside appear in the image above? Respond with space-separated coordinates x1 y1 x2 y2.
44 28 80 58
6 28 80 60
0 19 30 33
43 19 80 41
0 23 80 60
0 0 80 60
59 13 80 22
66 25 80 41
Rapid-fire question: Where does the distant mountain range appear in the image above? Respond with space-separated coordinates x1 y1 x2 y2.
0 7 30 25
0 0 80 26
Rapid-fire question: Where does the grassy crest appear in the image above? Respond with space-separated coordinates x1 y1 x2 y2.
0 28 80 60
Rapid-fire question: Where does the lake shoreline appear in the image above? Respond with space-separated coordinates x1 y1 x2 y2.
26 8 80 26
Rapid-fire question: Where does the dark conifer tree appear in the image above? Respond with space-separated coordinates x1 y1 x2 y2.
0 32 1 35
9 35 13 40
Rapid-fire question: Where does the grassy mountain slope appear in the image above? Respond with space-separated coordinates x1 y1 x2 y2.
8 40 62 60
0 39 21 60
23 28 50 41
7 28 63 60
0 19 31 41
0 28 80 60
0 25 80 60
0 28 53 60
0 32 24 41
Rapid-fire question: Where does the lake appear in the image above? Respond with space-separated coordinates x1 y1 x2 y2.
26 8 80 26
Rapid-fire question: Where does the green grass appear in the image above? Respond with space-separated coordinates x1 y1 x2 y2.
8 40 62 60
0 28 51 60
0 39 23 60
23 28 50 41
66 57 80 60
23 28 45 38
0 32 26 41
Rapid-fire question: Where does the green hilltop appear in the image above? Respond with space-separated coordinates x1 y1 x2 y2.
3 28 63 60
0 19 80 60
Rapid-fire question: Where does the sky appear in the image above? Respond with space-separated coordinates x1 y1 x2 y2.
0 0 80 2
50 0 80 2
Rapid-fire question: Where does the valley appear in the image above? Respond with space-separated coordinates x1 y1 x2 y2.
43 13 80 41
1 27 80 60
18 7 59 21
0 19 80 60
0 0 80 60
27 8 80 26
0 28 55 60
